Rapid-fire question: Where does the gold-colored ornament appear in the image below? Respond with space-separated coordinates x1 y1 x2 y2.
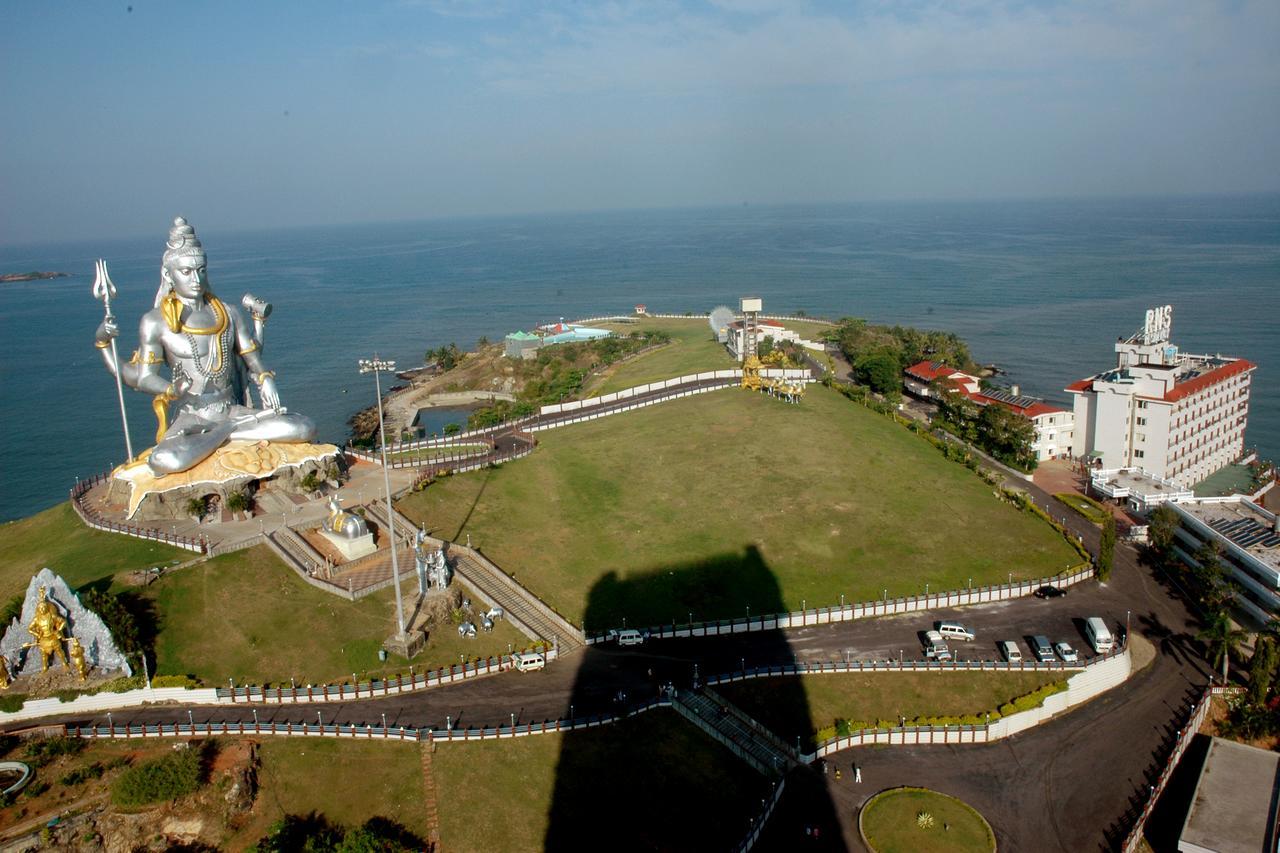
67 637 89 681
23 587 70 673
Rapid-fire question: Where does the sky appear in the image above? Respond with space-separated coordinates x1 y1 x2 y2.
2 0 1278 245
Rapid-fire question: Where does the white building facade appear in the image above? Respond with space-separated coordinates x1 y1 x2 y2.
1066 306 1255 486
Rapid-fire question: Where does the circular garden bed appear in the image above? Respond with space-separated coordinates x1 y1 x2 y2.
859 786 995 852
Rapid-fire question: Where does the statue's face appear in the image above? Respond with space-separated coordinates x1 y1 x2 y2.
165 254 208 300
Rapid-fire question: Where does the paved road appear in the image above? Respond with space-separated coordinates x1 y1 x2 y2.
37 528 1209 851
45 433 1215 850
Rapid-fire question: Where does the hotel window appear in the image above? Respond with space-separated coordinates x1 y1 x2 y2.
1136 417 1147 426
1134 449 1145 459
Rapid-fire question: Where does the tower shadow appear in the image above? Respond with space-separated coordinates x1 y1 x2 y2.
543 546 846 851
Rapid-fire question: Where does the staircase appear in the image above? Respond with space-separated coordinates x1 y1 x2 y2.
672 690 794 779
265 527 325 576
367 502 585 651
420 743 442 850
449 549 583 652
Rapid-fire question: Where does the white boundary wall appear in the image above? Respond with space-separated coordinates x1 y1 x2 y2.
807 645 1131 759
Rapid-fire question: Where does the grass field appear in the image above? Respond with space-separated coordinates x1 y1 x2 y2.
717 672 1063 743
144 546 530 685
586 316 833 396
433 709 770 852
228 738 429 846
861 787 995 852
399 385 1081 629
587 317 734 394
0 502 186 600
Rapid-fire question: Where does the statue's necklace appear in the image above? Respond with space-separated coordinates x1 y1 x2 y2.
181 297 232 381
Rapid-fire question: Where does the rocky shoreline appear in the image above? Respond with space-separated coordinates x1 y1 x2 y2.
0 271 69 283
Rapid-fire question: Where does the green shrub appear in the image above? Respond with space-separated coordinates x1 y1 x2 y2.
151 674 200 688
0 693 28 713
60 762 105 786
111 742 207 807
24 736 86 766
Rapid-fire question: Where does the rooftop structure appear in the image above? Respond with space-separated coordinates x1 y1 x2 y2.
722 298 824 362
1168 495 1280 625
905 361 1074 461
504 324 612 360
1067 305 1256 486
1178 737 1280 853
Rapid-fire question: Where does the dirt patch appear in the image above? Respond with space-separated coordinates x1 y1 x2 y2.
1129 632 1157 672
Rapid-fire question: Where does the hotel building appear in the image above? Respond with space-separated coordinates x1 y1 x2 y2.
1066 306 1255 486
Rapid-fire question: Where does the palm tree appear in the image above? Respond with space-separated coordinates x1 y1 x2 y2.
1197 610 1247 684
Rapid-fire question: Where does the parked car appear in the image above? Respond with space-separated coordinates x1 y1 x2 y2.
1033 586 1067 599
1054 641 1079 663
923 630 952 661
999 640 1022 663
935 621 976 642
1029 635 1055 662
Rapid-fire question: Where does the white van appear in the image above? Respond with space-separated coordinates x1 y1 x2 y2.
512 651 545 672
923 630 952 661
999 640 1022 663
936 622 975 642
1084 617 1115 654
611 629 646 647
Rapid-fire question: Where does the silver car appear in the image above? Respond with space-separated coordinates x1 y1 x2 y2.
1054 641 1079 663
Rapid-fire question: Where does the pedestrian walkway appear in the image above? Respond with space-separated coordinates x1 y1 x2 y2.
671 689 794 779
419 743 442 849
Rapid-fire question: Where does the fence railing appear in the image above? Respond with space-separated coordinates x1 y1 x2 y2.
586 564 1094 644
1120 685 1239 853
69 474 207 553
706 657 1087 686
67 694 670 744
735 777 787 853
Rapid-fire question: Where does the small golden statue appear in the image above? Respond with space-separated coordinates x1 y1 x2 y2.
24 586 70 673
67 637 89 682
0 655 11 690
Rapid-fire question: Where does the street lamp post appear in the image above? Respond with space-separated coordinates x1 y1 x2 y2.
359 356 406 638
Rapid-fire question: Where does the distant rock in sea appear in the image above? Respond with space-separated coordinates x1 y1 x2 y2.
0 271 69 283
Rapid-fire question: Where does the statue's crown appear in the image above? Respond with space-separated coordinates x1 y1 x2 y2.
163 216 205 265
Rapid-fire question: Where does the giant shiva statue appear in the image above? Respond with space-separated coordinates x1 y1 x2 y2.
94 217 316 475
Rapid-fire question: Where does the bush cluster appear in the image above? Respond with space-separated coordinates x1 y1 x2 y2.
111 741 206 807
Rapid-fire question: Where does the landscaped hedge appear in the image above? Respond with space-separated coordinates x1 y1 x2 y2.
817 680 1069 744
1055 493 1110 525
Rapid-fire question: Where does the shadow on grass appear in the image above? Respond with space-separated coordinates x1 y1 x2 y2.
545 546 847 851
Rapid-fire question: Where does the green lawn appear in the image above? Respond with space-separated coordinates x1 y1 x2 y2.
399 385 1081 629
587 317 735 395
386 444 488 463
716 672 1062 743
862 788 995 852
0 502 187 599
145 546 531 685
235 738 429 845
433 709 770 852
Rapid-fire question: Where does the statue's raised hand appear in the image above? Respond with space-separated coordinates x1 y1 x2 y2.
95 314 119 346
93 258 120 345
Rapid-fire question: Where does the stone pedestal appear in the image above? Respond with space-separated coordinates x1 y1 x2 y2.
318 529 377 561
383 629 427 660
109 440 341 520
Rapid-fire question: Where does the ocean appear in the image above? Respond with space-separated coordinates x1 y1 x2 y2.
2 196 1277 523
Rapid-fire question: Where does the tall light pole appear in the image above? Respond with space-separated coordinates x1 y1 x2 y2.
359 356 406 637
